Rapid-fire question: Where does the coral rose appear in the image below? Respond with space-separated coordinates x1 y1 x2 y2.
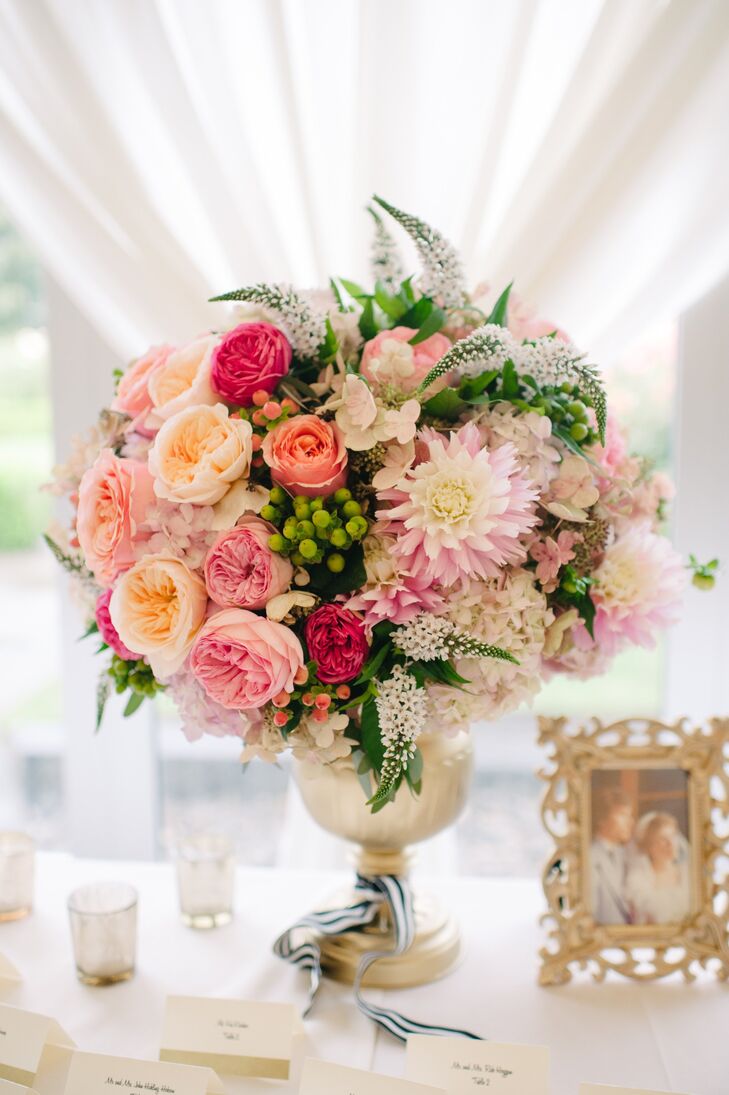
112 344 174 429
204 516 293 610
360 327 450 392
304 604 369 684
190 608 304 709
147 334 218 427
76 448 155 586
211 322 292 406
149 403 253 506
110 553 208 678
95 588 140 661
262 415 347 498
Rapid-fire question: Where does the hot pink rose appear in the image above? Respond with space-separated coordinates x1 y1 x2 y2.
95 588 140 660
111 344 173 423
211 323 292 406
262 415 348 498
190 608 304 709
204 517 293 610
304 604 369 684
76 449 155 586
360 327 451 392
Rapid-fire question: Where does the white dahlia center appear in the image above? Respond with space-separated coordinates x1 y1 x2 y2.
426 472 477 523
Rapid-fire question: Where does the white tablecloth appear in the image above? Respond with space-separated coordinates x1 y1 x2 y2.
0 854 725 1095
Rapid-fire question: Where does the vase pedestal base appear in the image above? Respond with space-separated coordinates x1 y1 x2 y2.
317 873 461 989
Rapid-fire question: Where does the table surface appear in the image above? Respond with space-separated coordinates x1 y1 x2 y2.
0 854 725 1095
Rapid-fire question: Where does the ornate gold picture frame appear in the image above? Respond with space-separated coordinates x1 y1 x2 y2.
537 716 729 984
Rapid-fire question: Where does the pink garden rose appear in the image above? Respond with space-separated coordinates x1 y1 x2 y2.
211 323 292 406
95 588 140 661
304 604 369 684
76 449 155 586
190 608 304 709
262 415 348 498
204 516 293 610
360 326 451 392
111 344 173 424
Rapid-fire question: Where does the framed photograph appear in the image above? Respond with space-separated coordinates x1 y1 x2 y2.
537 716 729 984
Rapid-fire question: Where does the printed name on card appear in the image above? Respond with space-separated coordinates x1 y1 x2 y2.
406 1036 549 1094
160 996 296 1080
0 1004 73 1086
64 1051 223 1095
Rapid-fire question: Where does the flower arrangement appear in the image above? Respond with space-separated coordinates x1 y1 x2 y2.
46 197 693 811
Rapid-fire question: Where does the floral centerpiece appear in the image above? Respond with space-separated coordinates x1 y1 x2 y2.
47 197 690 812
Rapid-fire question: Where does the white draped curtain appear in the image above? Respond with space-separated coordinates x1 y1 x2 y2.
0 0 728 361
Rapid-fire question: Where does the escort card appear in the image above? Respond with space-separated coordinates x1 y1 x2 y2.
160 995 296 1079
580 1086 691 1095
299 1058 447 1095
64 1051 223 1095
0 1003 73 1086
406 1036 549 1093
0 958 20 990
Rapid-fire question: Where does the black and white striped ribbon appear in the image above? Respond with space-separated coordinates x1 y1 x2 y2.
273 873 482 1043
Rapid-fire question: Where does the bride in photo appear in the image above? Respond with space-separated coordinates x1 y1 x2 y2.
625 811 691 925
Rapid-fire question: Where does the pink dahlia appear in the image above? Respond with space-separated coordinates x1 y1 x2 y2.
346 529 444 629
574 523 686 657
376 423 538 586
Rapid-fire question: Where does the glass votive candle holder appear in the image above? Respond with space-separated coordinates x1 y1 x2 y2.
176 833 235 929
0 831 35 922
67 882 138 985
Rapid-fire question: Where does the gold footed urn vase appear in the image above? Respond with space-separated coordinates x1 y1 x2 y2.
293 731 474 989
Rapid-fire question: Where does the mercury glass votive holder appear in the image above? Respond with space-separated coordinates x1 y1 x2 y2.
67 882 138 985
0 831 35 922
176 833 235 929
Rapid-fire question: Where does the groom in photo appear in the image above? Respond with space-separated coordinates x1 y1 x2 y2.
590 787 635 925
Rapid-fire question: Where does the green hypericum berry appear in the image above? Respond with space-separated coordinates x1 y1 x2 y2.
562 578 577 594
330 528 348 548
560 381 573 393
315 525 330 540
570 422 588 442
693 573 715 591
294 503 311 521
291 551 305 566
310 497 325 512
334 488 352 504
260 504 278 522
299 538 318 559
346 516 368 539
327 553 345 573
283 518 298 540
312 509 330 529
341 499 362 518
269 485 287 506
567 400 587 420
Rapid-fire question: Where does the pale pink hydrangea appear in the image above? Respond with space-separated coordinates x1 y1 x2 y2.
377 423 538 585
426 569 553 732
166 665 247 742
137 499 218 571
477 402 561 494
288 711 355 765
239 714 287 763
346 529 444 629
529 531 579 591
544 453 599 522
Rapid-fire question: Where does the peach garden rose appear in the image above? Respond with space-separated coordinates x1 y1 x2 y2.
148 402 253 505
111 343 173 425
76 448 156 586
147 334 219 428
261 414 347 498
110 553 208 678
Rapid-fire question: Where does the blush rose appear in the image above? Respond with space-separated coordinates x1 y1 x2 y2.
304 604 369 684
190 608 304 709
112 344 173 425
211 322 292 406
261 414 348 498
76 448 156 586
95 588 140 661
204 517 293 610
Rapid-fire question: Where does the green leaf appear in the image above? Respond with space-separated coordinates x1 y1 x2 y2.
485 282 513 326
360 696 385 773
460 369 499 400
406 746 423 786
423 387 467 421
354 641 392 685
409 306 446 345
358 297 378 340
339 277 369 300
374 280 407 320
95 673 110 734
123 692 145 717
304 544 367 596
79 620 100 641
329 277 346 311
502 359 519 399
552 425 603 468
398 297 433 330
